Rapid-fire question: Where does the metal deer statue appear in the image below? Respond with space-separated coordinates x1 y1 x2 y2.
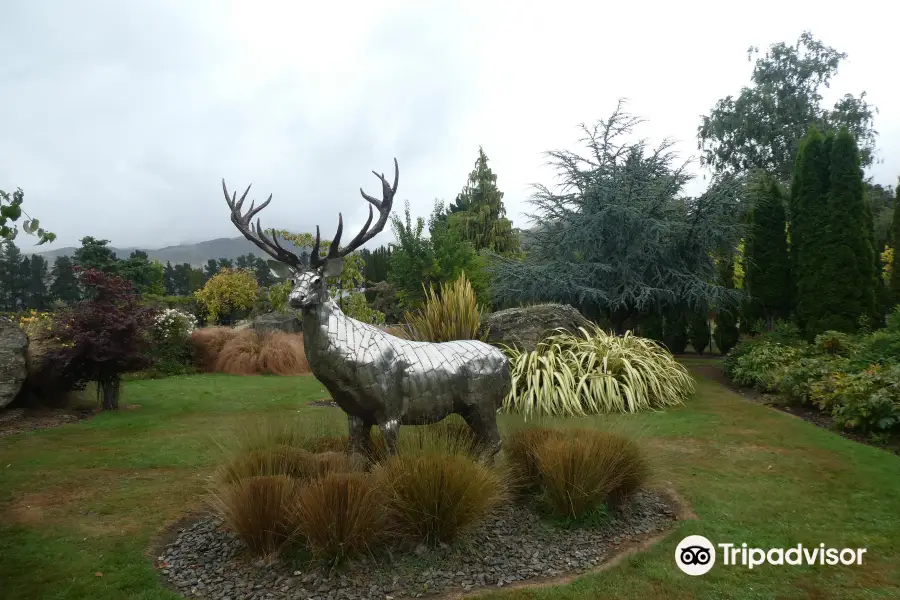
222 159 510 458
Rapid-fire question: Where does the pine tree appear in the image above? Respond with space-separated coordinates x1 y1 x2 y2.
790 127 832 335
24 254 50 310
50 255 80 305
891 177 900 305
73 236 119 274
0 242 27 310
448 147 520 255
745 173 791 329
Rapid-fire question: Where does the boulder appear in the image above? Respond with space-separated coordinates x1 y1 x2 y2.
0 317 28 409
249 310 302 334
480 303 592 352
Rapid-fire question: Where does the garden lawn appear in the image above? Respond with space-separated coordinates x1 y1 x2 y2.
1 360 899 600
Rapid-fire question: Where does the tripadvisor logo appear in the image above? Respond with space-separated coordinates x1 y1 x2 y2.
675 536 867 575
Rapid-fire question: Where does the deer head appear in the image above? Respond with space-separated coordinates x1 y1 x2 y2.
222 159 398 309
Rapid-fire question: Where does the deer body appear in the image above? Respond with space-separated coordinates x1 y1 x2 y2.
222 158 509 458
301 298 508 455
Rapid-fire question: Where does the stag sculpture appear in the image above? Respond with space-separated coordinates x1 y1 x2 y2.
221 159 510 458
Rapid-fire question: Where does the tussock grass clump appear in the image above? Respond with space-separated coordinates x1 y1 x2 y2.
504 325 695 418
533 429 649 520
376 453 506 546
211 475 300 556
217 446 362 484
404 273 486 342
189 326 238 371
503 427 566 492
293 472 385 565
215 329 310 375
216 415 346 456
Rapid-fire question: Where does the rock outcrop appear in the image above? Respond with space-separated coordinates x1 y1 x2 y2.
480 303 591 352
0 317 28 409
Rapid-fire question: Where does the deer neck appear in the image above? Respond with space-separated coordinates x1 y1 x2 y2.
301 298 349 360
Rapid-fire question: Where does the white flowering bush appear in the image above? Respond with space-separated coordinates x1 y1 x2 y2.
144 308 199 377
153 308 198 340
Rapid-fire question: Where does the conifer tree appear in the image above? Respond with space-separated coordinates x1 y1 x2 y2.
449 147 520 255
790 127 832 334
745 173 791 329
891 178 900 305
50 255 80 305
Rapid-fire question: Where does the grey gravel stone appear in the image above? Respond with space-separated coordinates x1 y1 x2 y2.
157 490 677 600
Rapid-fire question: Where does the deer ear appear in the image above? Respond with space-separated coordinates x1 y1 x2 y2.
321 257 344 278
266 259 294 280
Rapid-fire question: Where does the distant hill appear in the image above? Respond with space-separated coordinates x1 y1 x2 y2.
32 236 309 268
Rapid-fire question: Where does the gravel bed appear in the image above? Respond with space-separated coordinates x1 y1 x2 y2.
156 489 677 600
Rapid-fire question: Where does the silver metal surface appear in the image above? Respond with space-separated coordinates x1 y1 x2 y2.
222 159 510 458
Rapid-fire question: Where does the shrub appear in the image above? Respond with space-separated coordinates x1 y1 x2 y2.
856 329 900 367
724 339 800 392
376 452 505 546
812 365 900 433
404 272 485 342
813 330 857 356
774 354 851 404
503 325 694 418
533 430 648 520
215 329 309 375
219 416 345 456
688 312 710 354
293 472 384 565
195 268 259 324
146 308 198 376
211 475 301 556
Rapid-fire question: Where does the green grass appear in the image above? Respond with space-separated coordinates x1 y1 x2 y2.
1 363 899 599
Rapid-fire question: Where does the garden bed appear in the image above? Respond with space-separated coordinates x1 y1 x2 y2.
0 406 97 437
156 489 680 600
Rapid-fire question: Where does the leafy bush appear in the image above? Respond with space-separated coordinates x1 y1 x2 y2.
293 472 385 565
774 354 851 405
43 269 155 409
503 325 694 418
813 330 857 356
214 329 309 375
211 475 301 556
376 452 505 546
534 430 648 520
856 329 900 366
726 341 799 391
404 272 485 342
267 280 293 313
195 268 258 324
811 365 900 432
144 308 198 376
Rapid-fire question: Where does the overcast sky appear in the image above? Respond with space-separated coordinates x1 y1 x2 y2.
3 0 898 252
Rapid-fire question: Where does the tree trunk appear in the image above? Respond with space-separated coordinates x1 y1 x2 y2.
99 377 121 410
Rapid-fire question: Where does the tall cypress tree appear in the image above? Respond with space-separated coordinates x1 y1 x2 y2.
745 173 791 329
790 127 832 335
714 257 740 354
891 178 900 305
812 128 873 334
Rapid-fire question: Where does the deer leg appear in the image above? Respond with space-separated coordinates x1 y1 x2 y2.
347 415 373 458
377 418 400 456
460 406 502 463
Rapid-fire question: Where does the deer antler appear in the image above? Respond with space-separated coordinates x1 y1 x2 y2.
308 158 398 270
221 180 304 270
